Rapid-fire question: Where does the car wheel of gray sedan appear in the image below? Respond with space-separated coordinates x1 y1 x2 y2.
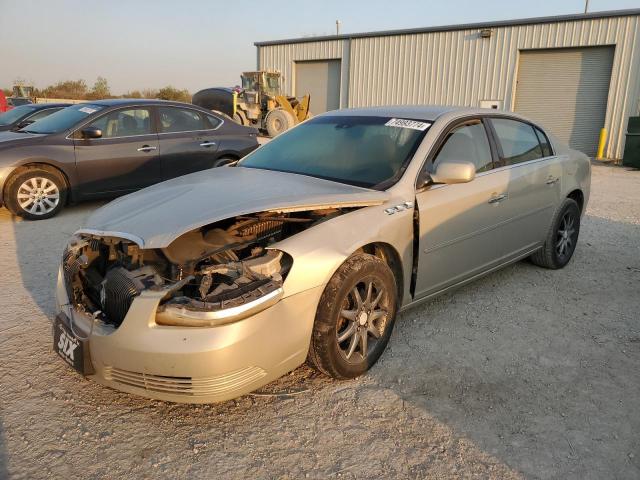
530 198 581 269
4 166 67 220
212 157 236 168
308 253 398 379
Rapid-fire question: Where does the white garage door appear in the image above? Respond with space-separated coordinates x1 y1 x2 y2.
514 47 614 156
295 60 341 114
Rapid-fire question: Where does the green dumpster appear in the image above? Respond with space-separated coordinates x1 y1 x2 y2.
622 116 640 168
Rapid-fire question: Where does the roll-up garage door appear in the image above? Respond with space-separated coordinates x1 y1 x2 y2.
514 46 614 156
295 60 341 114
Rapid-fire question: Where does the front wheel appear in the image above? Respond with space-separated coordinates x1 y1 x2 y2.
4 166 67 220
307 253 398 379
265 108 294 137
530 198 581 269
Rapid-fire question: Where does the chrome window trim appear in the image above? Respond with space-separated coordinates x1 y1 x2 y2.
66 104 224 140
156 105 224 134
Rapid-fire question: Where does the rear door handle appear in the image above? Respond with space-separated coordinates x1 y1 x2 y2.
488 194 507 204
200 141 216 147
137 145 157 152
546 176 559 185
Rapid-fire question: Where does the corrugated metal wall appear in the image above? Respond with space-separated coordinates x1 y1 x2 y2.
258 15 640 159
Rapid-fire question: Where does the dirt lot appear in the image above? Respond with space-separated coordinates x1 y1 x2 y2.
1 163 639 479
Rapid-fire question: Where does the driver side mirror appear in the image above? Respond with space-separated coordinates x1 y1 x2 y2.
81 127 102 139
419 160 475 187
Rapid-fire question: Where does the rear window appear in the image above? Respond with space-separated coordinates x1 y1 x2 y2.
491 118 543 165
158 107 207 133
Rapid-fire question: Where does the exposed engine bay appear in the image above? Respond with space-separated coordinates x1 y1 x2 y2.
62 208 349 328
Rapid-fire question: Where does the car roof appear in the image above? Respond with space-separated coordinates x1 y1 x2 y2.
30 103 72 109
84 98 195 108
326 105 532 123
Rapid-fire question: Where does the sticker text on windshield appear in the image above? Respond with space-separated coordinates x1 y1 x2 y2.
385 118 431 131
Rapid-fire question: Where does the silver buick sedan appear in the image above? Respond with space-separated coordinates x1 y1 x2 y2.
55 106 590 403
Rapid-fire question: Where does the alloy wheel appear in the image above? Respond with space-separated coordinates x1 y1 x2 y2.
556 211 576 259
336 277 390 363
17 177 60 216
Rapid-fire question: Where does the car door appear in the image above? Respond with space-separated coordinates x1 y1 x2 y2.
73 106 161 196
487 118 562 260
414 118 514 298
157 106 221 180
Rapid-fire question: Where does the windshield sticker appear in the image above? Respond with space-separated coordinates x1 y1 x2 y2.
78 107 98 114
385 118 431 131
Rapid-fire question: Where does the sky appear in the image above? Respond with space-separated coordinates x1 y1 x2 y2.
1 0 639 94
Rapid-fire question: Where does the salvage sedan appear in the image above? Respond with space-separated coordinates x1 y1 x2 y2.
55 106 590 403
0 99 258 219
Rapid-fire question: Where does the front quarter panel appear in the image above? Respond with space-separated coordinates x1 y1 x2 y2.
272 197 415 306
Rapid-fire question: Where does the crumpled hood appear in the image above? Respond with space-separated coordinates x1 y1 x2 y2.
81 166 389 248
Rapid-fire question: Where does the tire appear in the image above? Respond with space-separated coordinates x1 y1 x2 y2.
530 198 581 269
265 108 294 137
212 157 236 168
233 109 248 126
308 253 398 379
4 166 67 220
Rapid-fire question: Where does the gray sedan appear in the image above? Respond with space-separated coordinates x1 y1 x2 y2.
55 106 590 403
0 99 259 219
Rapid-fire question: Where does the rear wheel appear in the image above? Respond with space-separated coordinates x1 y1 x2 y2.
265 108 294 137
530 198 581 269
308 253 398 379
4 166 67 220
212 157 236 168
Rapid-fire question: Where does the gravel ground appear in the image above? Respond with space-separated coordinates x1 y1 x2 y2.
1 164 639 479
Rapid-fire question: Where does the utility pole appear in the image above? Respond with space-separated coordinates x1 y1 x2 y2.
336 20 341 36
584 0 589 14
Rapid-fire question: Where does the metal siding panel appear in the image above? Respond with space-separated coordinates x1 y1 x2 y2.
260 15 640 159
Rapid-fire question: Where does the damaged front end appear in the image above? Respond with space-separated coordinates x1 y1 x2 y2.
63 208 348 328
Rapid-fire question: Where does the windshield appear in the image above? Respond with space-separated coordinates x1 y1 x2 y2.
239 115 430 188
0 105 37 126
23 104 105 134
241 74 259 91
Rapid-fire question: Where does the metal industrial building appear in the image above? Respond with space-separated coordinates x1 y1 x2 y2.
255 9 640 159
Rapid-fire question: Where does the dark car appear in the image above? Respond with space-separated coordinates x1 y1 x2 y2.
0 99 259 219
7 97 33 108
0 103 71 132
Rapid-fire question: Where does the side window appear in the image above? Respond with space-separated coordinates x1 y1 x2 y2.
26 108 62 122
434 120 493 173
491 118 543 165
158 107 206 133
205 113 222 129
534 126 553 157
86 108 152 138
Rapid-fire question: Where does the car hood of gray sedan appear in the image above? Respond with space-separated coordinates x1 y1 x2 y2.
80 166 389 248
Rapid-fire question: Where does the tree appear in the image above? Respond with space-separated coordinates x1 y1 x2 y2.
156 86 191 103
123 90 143 98
41 79 88 100
87 76 110 99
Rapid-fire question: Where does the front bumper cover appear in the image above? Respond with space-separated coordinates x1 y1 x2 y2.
55 267 323 403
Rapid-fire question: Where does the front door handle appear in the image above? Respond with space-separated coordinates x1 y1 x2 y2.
488 194 507 204
200 141 216 148
137 145 157 152
546 176 559 185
